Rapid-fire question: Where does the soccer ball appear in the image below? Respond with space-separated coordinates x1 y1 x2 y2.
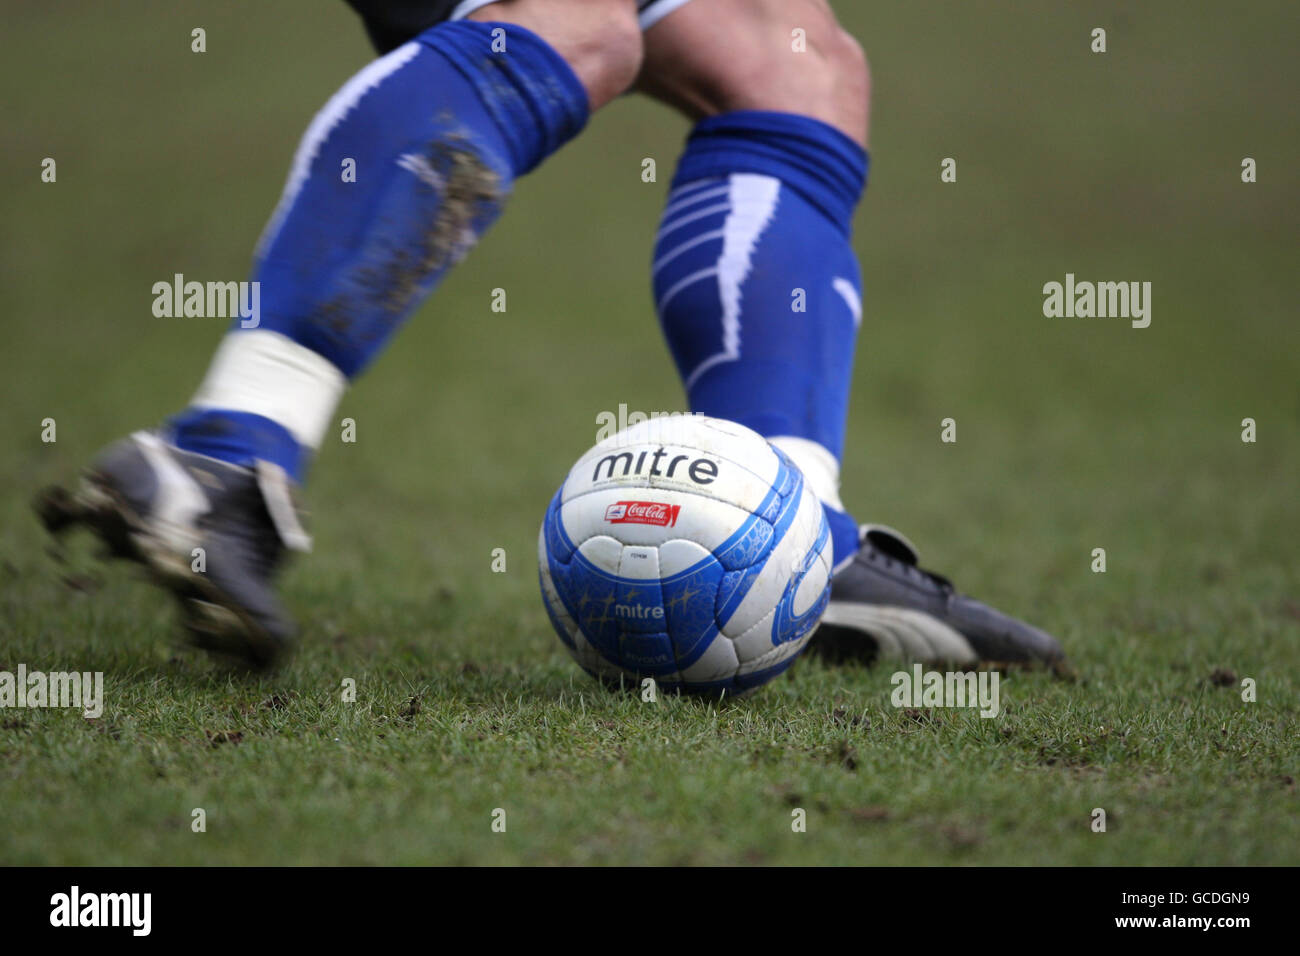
538 414 833 695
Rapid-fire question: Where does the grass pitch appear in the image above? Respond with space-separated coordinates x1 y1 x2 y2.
1 0 1297 865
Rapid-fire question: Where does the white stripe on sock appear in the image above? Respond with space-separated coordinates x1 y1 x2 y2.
833 276 862 327
189 331 348 450
660 184 730 220
656 267 719 314
681 174 780 390
655 202 733 243
255 41 422 259
652 228 725 277
664 177 726 200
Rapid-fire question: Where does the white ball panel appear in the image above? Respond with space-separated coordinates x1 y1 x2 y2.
584 415 780 483
730 608 814 677
730 605 778 663
657 538 713 578
718 482 830 638
678 633 740 685
558 490 751 552
538 525 578 641
617 544 660 581
738 636 808 677
562 448 776 517
791 546 831 617
575 535 624 576
562 414 784 515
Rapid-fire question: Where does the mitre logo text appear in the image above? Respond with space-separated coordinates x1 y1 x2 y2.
590 447 720 485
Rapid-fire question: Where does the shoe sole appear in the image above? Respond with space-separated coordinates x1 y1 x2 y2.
818 600 1071 672
819 602 979 664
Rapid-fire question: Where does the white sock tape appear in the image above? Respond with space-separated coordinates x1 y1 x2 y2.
189 330 347 450
767 435 846 513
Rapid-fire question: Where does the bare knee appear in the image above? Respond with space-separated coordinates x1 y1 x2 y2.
639 0 871 146
470 0 644 110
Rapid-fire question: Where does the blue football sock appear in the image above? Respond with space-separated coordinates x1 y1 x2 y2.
169 21 588 480
651 111 868 565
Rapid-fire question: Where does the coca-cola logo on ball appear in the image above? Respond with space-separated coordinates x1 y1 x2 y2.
604 500 681 528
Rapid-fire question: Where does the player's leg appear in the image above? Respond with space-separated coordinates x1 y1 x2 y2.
641 0 867 563
175 0 639 481
639 0 1064 665
36 0 642 667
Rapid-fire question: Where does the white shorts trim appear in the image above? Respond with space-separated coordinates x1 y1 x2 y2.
450 0 696 31
639 0 696 30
